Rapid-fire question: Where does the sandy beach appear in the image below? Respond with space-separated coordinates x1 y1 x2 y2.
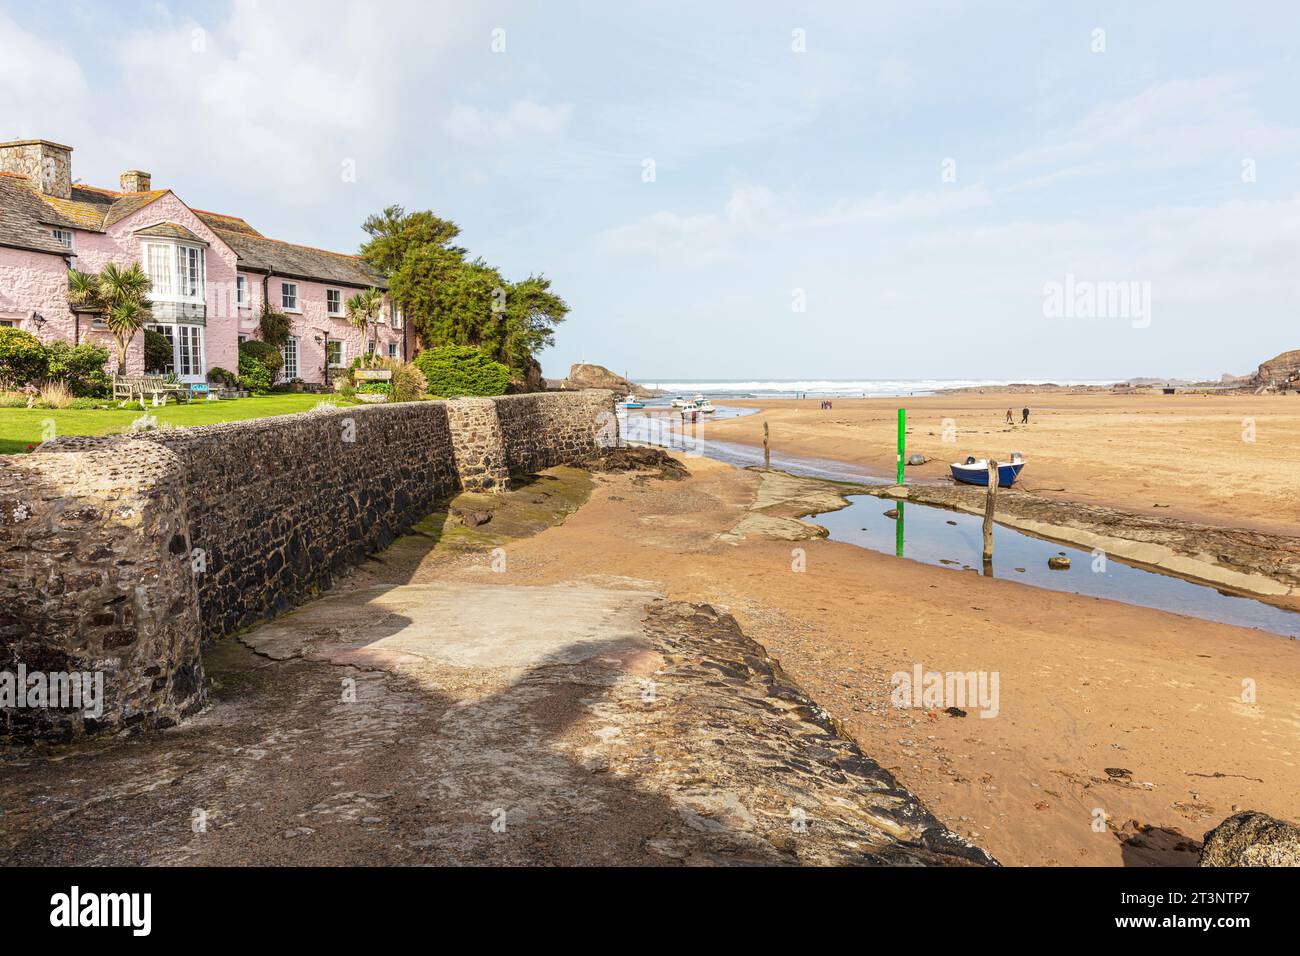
700 392 1300 536
457 455 1300 866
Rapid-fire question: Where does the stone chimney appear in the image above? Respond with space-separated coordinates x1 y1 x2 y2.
120 169 152 193
0 139 73 199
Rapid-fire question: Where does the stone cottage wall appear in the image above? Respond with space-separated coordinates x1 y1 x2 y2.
0 390 614 743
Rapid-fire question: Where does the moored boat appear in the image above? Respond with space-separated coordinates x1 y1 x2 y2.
619 393 645 409
949 454 1025 488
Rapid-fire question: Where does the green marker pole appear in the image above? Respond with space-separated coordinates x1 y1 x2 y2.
896 408 906 485
896 500 904 557
895 408 906 557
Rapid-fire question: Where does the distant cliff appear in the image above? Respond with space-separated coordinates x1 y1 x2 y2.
1250 350 1300 390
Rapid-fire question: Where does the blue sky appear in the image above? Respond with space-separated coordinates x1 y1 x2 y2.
3 1 1297 380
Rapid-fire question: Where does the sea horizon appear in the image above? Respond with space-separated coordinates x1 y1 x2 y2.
631 378 1120 399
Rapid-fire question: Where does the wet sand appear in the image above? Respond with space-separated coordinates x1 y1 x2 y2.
700 392 1300 536
442 457 1300 866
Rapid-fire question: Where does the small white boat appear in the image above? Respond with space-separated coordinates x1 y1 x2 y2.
695 401 716 413
670 397 692 409
949 453 1025 488
619 393 645 409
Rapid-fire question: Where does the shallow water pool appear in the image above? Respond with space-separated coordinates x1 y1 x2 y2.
813 496 1300 639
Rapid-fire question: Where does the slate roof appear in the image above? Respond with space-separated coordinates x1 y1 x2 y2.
0 174 384 289
0 173 74 254
40 186 169 230
194 211 385 289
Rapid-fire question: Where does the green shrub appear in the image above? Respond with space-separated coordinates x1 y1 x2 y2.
356 380 391 394
68 397 110 410
258 303 292 349
0 327 49 389
413 345 510 397
207 366 237 387
144 329 172 373
45 340 111 397
357 356 426 402
239 339 284 383
237 353 272 394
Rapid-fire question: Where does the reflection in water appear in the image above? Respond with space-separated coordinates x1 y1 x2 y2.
895 501 904 558
816 495 1300 638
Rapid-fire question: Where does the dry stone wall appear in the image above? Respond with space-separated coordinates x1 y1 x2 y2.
0 390 614 743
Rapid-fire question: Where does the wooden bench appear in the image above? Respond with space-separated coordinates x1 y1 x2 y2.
112 375 193 404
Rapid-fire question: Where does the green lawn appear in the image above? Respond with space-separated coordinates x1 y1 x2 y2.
0 394 358 455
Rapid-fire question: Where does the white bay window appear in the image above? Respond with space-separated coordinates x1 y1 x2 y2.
143 241 206 303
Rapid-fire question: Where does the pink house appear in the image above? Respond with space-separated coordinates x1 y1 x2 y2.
0 138 406 386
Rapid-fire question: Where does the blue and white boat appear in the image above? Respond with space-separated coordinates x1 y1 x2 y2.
949 454 1026 488
618 394 645 409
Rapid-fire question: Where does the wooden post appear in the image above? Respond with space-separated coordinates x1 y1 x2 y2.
763 422 770 470
982 460 998 564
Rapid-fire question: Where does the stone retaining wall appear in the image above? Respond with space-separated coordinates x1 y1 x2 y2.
0 390 614 743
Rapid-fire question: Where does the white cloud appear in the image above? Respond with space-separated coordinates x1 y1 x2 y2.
0 13 90 138
443 100 574 149
1004 73 1300 180
595 183 992 266
809 184 992 226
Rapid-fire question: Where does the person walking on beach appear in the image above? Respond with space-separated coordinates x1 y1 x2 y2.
1021 406 1030 424
1006 408 1013 424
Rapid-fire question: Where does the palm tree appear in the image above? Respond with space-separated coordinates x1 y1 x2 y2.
346 286 385 365
68 262 154 375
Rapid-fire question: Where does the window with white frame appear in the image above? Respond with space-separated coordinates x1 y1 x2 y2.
236 275 248 308
179 246 203 298
147 323 205 379
326 289 342 316
282 335 299 380
52 229 74 250
237 333 249 344
387 342 398 359
325 339 344 368
367 340 376 356
146 324 175 374
389 304 402 328
176 325 205 378
281 282 299 312
143 242 205 302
